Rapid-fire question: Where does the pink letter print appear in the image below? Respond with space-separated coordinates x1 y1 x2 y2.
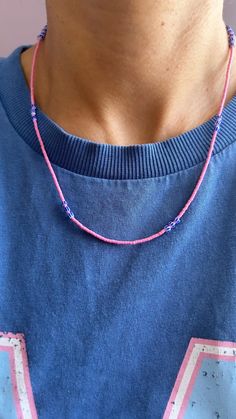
163 337 236 419
0 331 38 419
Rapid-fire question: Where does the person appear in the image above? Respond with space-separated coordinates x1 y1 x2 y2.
0 0 236 417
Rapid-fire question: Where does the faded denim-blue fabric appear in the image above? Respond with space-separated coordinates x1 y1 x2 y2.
0 46 236 419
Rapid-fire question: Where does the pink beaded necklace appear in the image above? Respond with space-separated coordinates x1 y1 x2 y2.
30 24 235 245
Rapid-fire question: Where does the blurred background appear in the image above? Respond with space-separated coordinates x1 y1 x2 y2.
0 0 236 56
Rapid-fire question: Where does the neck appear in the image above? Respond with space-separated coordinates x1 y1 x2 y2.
22 0 236 145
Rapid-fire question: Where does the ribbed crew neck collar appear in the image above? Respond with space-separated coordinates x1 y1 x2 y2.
0 45 236 180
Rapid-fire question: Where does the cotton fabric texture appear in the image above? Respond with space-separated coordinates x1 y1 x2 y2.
0 46 236 419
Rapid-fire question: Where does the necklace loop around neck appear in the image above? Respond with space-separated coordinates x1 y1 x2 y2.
29 24 235 245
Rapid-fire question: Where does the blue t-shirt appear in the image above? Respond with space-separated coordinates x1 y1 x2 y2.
0 45 236 419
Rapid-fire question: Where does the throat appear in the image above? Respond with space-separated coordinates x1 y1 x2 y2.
20 4 236 146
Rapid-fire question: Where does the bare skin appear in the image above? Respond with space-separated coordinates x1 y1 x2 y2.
21 0 236 146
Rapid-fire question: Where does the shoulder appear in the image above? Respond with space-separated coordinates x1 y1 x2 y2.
0 56 5 73
0 45 32 82
0 45 32 113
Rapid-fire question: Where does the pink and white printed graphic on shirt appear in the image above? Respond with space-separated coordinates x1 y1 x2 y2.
0 331 38 419
163 337 236 419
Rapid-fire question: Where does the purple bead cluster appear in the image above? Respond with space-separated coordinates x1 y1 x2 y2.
37 24 48 41
31 105 37 121
226 25 235 47
214 114 222 133
164 217 181 233
62 200 74 219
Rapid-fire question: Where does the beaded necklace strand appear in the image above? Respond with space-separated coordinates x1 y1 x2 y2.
30 24 235 245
